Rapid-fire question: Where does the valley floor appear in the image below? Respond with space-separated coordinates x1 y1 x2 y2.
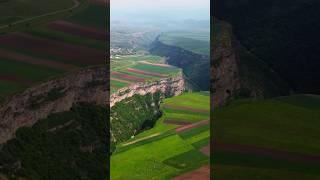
111 92 210 179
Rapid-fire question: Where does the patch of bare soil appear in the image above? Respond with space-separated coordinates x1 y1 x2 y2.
47 20 107 41
111 71 146 82
127 68 167 78
200 144 210 156
0 49 77 71
176 120 209 133
174 165 210 180
0 33 105 65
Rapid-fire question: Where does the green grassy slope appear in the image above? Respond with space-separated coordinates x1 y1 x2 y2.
111 92 210 179
212 94 320 178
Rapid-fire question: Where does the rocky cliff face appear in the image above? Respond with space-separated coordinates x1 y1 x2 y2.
212 20 241 107
0 67 108 144
110 73 184 107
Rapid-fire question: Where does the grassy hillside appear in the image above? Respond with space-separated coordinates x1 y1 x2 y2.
111 92 210 179
0 103 108 179
212 94 320 178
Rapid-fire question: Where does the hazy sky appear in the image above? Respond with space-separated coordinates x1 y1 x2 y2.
111 0 210 21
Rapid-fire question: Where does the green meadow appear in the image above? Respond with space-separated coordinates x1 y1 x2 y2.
111 92 210 179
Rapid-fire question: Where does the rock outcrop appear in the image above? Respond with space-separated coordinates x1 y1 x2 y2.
0 66 108 144
212 20 241 107
110 72 185 107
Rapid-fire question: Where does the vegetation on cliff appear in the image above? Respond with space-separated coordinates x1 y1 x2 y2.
0 103 108 179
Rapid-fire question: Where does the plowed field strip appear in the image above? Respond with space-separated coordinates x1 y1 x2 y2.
47 20 107 41
176 120 209 133
0 49 77 71
174 165 210 180
139 61 173 67
0 33 105 65
110 78 132 84
214 142 320 163
0 74 33 85
127 68 167 78
111 71 146 82
200 144 210 156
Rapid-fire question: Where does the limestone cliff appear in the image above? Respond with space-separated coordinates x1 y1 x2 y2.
0 66 108 144
110 72 184 107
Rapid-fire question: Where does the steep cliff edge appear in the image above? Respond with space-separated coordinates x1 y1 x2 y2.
110 73 184 151
110 73 184 107
212 19 289 107
0 66 108 144
150 39 210 91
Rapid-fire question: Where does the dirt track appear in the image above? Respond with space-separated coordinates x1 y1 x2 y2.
213 142 320 163
127 68 167 78
174 166 210 180
0 49 77 71
47 20 107 41
176 120 209 133
0 33 105 65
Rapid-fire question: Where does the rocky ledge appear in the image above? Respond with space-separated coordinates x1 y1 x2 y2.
0 66 108 144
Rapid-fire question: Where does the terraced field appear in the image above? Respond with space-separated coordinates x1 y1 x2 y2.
0 0 106 103
212 94 320 179
110 55 181 93
111 92 210 179
159 31 210 56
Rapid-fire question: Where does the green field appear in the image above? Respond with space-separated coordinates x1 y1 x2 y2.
110 55 181 93
212 94 320 178
159 31 210 55
111 92 210 179
0 0 106 103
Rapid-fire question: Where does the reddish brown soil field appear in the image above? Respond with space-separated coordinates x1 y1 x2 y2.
139 61 173 67
200 144 210 156
0 33 105 65
176 120 209 133
164 120 192 125
164 104 209 113
110 77 132 84
0 49 77 71
127 68 167 78
47 20 107 41
111 72 146 82
174 166 210 180
0 74 33 85
213 142 320 163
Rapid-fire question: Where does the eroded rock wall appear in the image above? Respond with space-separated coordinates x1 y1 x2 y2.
110 73 185 107
0 67 108 144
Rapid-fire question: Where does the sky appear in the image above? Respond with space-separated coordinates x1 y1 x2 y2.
111 0 210 21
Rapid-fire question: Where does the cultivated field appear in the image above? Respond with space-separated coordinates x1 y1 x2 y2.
110 55 181 93
212 94 320 179
111 92 210 179
0 0 106 103
159 31 210 56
